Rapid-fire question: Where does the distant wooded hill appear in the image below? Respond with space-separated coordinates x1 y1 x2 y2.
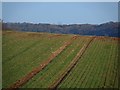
2 21 119 37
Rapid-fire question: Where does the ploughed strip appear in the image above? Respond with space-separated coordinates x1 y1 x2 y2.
7 36 78 90
49 36 96 89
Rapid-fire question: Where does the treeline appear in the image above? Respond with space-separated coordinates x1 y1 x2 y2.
2 21 119 37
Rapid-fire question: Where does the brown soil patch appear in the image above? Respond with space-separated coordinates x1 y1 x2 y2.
48 34 62 38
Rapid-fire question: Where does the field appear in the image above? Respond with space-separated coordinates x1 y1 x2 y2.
2 31 119 89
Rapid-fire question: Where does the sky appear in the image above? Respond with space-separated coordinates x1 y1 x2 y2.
2 2 118 24
0 2 2 19
1 0 120 2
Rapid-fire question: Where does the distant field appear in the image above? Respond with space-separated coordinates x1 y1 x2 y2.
2 31 119 89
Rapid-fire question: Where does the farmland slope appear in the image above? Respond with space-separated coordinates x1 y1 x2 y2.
2 31 119 89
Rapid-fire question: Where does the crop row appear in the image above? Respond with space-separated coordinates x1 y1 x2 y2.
3 31 119 88
2 31 72 88
58 37 118 88
21 36 91 88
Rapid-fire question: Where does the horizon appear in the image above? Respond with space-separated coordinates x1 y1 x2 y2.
3 2 118 24
2 21 118 25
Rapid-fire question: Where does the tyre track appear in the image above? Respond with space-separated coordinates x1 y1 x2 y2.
6 35 78 90
48 36 96 89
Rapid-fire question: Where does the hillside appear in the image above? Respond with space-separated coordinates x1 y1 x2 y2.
2 21 119 37
2 31 119 89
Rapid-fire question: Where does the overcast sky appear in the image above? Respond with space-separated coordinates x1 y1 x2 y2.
2 2 118 24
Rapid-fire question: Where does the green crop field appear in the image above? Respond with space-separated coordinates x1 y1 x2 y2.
59 37 118 88
2 31 119 89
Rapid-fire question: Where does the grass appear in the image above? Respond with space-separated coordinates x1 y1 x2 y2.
2 31 72 88
22 36 90 88
2 31 119 88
